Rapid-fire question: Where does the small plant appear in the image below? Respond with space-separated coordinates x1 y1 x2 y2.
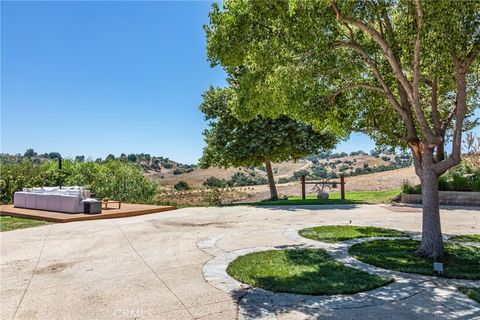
401 180 421 194
174 181 190 191
201 188 222 206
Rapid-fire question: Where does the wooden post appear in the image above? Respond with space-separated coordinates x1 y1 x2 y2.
340 174 345 200
301 175 306 200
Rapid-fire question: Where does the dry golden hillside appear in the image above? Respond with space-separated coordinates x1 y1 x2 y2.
148 155 414 190
149 160 311 186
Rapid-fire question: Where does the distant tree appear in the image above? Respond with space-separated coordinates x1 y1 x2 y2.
174 181 190 191
203 176 230 188
23 149 37 158
163 163 174 169
105 154 116 162
75 155 85 163
48 152 62 159
127 154 137 162
199 87 338 200
311 164 329 179
370 150 380 157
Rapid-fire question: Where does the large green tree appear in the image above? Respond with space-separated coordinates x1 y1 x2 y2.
205 0 480 258
199 87 338 200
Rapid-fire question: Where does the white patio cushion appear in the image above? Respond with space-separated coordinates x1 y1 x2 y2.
47 194 62 212
36 194 50 210
13 192 27 208
60 195 83 213
25 194 37 209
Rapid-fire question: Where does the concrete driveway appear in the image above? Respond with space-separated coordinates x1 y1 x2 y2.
1 204 479 319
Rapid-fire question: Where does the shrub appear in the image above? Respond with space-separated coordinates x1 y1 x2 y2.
163 163 174 169
278 177 290 184
203 176 230 188
0 159 158 204
229 172 267 186
292 169 310 180
201 188 222 206
401 180 421 194
174 181 190 191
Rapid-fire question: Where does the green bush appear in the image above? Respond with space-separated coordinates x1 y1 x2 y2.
174 181 190 191
0 160 158 204
163 163 174 169
401 161 480 194
229 172 267 186
201 188 222 206
437 162 480 192
203 176 230 188
278 177 290 184
401 180 421 194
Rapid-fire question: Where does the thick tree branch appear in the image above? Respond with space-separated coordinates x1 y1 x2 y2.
332 1 413 99
409 0 441 146
333 40 404 116
435 63 468 175
328 83 385 103
442 107 457 133
430 79 442 135
465 43 480 69
332 0 441 145
412 0 423 113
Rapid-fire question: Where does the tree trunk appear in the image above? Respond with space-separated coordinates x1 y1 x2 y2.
265 160 278 200
417 161 445 260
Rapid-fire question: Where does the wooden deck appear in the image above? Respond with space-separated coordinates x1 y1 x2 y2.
0 203 176 223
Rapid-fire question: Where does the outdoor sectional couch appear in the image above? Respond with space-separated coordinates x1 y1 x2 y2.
14 187 91 213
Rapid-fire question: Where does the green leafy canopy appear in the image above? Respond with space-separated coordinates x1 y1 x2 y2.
199 86 338 168
205 0 479 149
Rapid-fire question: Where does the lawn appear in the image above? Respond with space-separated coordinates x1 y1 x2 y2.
350 239 480 280
299 225 408 243
459 287 480 303
0 216 51 232
450 234 480 243
226 248 393 295
250 189 401 206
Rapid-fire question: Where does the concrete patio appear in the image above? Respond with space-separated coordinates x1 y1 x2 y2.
1 204 479 319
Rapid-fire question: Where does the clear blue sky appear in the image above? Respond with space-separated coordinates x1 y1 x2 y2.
2 1 402 164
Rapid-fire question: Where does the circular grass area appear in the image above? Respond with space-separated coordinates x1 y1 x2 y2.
299 225 408 243
350 239 480 280
459 287 480 303
226 248 393 295
450 234 480 243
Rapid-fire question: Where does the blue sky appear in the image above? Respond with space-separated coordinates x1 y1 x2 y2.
3 1 382 164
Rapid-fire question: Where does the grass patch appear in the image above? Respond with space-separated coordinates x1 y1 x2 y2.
248 189 400 206
0 216 51 232
350 239 480 280
226 248 393 295
299 225 408 243
450 234 480 243
459 287 480 303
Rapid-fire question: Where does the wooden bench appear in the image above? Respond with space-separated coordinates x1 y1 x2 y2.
102 200 122 210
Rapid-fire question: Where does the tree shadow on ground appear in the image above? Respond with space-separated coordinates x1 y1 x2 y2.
251 204 359 211
394 203 480 212
228 284 480 319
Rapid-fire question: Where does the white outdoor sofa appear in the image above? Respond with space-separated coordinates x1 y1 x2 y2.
14 187 91 213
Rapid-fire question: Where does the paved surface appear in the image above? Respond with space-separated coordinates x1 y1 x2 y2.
1 204 479 319
0 203 176 222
